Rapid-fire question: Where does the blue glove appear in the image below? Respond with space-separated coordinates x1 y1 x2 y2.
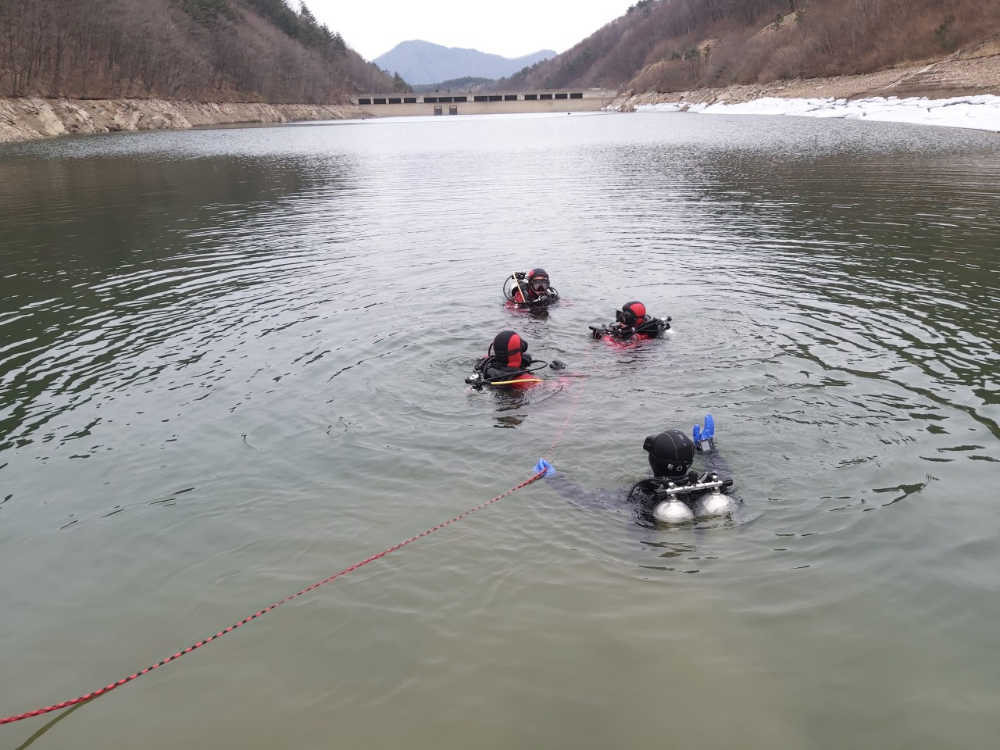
534 458 555 476
702 414 715 441
693 424 702 443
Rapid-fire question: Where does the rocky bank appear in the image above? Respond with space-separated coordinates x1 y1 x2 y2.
0 98 362 145
611 47 1000 112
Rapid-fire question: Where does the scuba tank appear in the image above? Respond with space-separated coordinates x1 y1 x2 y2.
653 495 695 523
695 488 732 517
692 474 734 517
628 474 735 524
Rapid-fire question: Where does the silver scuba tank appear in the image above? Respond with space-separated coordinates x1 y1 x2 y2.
695 488 732 517
653 497 695 523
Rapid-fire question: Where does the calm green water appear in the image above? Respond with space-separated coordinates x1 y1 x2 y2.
1 112 999 749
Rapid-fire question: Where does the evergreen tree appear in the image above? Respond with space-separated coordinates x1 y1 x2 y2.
391 71 412 93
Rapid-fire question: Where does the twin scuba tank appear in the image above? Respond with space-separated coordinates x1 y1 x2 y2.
650 473 735 523
641 427 734 524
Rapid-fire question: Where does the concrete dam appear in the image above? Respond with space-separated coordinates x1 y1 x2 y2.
353 90 619 117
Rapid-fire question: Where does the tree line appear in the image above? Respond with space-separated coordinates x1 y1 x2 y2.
500 0 1000 93
0 0 397 101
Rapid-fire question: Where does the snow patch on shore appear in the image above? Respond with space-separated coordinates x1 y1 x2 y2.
636 95 1000 132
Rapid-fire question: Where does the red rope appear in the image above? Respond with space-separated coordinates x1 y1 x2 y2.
545 377 585 460
2 377 586 727
0 471 544 726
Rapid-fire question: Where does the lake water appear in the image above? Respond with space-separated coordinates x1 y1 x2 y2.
1 112 999 749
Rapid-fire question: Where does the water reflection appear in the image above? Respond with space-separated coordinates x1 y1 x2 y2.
0 153 357 452
2 114 1000 749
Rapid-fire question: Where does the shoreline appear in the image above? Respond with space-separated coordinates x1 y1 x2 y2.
630 94 1000 133
4 51 999 145
609 52 1000 122
0 98 363 146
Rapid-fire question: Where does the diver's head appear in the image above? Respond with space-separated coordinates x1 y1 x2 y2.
491 330 527 368
643 429 694 478
526 268 550 298
616 301 646 328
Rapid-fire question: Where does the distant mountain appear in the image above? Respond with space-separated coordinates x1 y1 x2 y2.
374 40 556 86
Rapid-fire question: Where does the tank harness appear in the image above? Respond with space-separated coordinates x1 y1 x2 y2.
626 472 734 504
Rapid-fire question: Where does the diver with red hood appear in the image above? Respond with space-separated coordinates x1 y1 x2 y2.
590 301 670 342
466 330 564 389
505 268 560 309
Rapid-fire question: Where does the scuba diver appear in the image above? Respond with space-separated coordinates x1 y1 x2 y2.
504 268 560 309
466 330 564 389
534 415 737 524
590 301 670 342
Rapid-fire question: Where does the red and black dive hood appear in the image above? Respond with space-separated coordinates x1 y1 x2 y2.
617 301 646 327
491 330 527 368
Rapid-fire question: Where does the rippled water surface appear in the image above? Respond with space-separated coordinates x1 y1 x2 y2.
2 113 999 749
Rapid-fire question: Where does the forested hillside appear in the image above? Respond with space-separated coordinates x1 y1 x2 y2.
502 0 1000 93
0 0 397 102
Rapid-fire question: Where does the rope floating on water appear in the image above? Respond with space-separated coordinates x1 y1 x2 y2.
1 378 585 727
0 471 545 726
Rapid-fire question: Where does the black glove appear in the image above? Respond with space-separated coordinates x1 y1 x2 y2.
589 325 608 339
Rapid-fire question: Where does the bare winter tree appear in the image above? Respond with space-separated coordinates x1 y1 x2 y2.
0 0 395 101
503 0 1000 93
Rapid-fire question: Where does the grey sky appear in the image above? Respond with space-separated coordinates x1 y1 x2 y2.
306 0 634 61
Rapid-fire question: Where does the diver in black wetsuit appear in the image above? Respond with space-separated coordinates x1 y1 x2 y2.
534 416 737 524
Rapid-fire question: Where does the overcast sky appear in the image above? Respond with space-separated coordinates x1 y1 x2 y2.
306 0 634 61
